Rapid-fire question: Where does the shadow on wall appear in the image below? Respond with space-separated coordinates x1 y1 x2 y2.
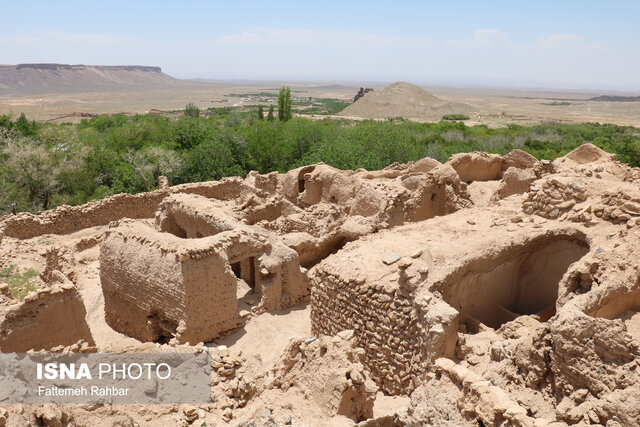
443 235 590 332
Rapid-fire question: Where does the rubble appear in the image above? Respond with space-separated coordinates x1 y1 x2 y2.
1 143 639 425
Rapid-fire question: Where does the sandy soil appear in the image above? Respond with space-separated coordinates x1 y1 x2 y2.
211 303 311 368
1 80 639 126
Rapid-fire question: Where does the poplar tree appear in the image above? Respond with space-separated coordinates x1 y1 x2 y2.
278 86 292 121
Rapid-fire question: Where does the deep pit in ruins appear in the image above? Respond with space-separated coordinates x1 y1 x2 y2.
442 235 590 332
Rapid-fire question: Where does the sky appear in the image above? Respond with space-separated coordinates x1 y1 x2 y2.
1 0 639 90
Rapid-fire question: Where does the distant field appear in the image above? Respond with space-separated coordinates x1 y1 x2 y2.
1 81 639 127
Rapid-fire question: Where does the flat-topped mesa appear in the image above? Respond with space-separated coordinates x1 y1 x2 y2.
12 63 163 73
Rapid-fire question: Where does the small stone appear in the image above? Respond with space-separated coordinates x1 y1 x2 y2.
304 337 317 344
398 257 413 269
383 253 401 265
467 219 476 225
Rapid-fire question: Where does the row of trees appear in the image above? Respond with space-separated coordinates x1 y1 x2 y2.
257 86 291 121
1 110 638 214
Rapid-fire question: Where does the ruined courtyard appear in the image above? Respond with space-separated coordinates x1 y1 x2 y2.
1 143 640 426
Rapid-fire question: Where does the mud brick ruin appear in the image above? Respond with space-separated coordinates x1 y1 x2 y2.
2 143 640 425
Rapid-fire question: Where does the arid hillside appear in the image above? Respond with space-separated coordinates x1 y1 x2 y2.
338 81 472 120
0 63 179 93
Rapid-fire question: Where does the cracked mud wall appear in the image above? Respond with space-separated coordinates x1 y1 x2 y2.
0 273 94 352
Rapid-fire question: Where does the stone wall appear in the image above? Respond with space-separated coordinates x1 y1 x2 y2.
311 262 457 395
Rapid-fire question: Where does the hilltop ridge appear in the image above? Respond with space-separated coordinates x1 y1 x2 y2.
0 63 178 93
338 81 472 120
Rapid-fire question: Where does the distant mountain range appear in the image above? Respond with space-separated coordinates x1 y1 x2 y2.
586 95 640 102
0 63 179 92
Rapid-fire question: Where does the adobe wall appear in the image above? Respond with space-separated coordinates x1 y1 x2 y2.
154 193 309 308
0 191 165 240
100 216 308 344
312 268 432 395
0 178 256 242
100 220 240 344
155 193 239 238
0 272 94 352
311 211 593 395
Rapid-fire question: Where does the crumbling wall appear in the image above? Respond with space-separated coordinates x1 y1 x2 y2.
0 191 166 240
101 217 308 344
447 152 503 182
100 221 240 344
0 178 256 242
0 272 94 352
40 245 76 284
405 358 544 426
523 176 640 226
492 167 537 200
268 332 378 422
155 193 239 238
510 310 640 425
312 269 423 394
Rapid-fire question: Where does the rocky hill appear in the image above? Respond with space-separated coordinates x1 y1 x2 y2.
338 81 472 120
0 63 179 92
587 94 640 102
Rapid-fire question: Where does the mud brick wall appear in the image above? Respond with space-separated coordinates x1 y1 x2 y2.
100 222 241 344
0 191 166 240
0 277 94 352
310 270 429 395
0 178 258 242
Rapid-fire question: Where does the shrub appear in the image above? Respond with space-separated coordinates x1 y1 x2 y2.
184 103 200 118
442 114 470 121
1 265 39 300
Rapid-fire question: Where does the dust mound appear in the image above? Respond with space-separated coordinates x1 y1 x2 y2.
0 63 178 93
338 81 472 120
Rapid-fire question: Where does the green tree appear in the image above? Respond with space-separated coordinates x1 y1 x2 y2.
278 86 292 122
267 105 275 121
257 105 264 120
183 139 245 182
284 87 292 121
15 113 37 137
123 146 183 191
184 103 200 118
0 131 83 210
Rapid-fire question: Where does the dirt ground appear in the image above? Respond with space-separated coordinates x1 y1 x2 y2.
1 80 639 126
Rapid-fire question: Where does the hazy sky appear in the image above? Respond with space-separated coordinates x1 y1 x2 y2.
2 0 639 90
